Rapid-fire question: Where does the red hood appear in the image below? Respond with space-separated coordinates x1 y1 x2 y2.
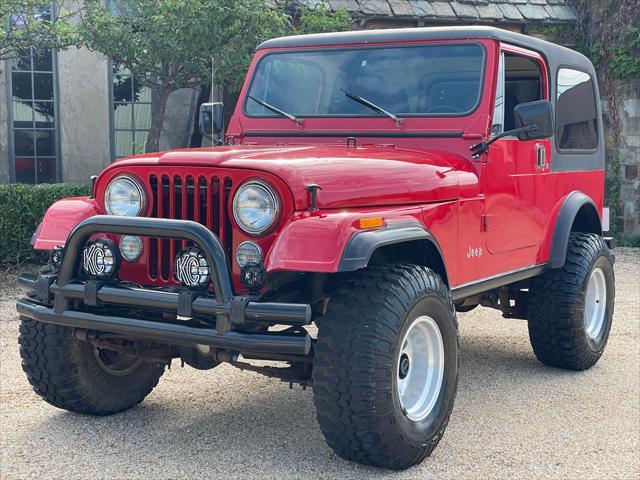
106 145 470 210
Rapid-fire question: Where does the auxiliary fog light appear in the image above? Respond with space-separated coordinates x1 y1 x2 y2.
119 235 143 261
174 248 210 288
82 238 119 279
236 241 263 268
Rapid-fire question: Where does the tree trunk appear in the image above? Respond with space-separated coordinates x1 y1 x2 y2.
189 84 211 147
145 85 172 153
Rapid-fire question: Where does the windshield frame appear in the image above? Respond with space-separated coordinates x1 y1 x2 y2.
242 41 487 120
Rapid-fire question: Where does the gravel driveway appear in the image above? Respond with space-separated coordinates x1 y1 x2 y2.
1 249 638 479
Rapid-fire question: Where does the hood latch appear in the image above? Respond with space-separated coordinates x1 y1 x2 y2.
306 184 322 211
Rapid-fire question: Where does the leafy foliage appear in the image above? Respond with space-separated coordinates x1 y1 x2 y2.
0 1 77 61
0 183 91 265
605 149 621 237
82 0 288 92
80 0 289 152
571 0 639 81
610 27 640 80
619 234 640 247
78 0 352 152
295 4 352 35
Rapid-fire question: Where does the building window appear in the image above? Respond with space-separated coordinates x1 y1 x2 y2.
556 68 598 151
9 47 59 183
111 66 153 158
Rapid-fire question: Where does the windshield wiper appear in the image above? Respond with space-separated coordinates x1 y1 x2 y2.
341 89 403 126
248 95 303 125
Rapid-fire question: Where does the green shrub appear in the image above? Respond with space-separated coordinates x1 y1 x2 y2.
0 183 91 265
619 234 640 248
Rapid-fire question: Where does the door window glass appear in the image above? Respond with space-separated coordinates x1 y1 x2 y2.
503 53 543 131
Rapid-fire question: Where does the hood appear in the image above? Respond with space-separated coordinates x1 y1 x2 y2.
107 145 466 210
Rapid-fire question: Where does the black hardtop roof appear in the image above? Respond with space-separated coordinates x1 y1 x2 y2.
257 25 593 72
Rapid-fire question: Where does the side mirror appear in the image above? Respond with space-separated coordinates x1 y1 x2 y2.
513 100 554 141
198 102 224 138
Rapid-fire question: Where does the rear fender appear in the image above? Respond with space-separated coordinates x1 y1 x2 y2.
545 191 602 269
32 197 101 250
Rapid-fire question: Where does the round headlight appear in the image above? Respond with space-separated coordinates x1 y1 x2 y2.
232 181 279 235
236 241 263 267
104 176 145 216
119 235 143 261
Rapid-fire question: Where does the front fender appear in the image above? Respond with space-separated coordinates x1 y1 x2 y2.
33 197 100 250
266 208 425 273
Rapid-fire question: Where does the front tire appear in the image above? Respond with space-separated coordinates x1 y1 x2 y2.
527 233 615 370
19 318 165 415
313 265 458 470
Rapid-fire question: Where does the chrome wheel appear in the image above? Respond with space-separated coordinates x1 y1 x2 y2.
584 267 607 340
397 315 445 422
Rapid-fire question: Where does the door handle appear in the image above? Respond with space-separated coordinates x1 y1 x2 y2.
535 144 546 170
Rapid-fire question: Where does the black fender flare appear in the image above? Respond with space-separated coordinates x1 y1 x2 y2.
549 191 602 269
338 221 448 282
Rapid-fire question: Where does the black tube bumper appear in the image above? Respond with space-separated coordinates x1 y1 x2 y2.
16 216 312 356
16 299 310 355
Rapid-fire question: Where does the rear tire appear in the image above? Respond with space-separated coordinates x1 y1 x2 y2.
313 265 458 470
19 318 165 415
527 233 615 370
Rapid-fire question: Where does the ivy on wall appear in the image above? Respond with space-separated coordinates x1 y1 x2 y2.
607 150 621 238
609 27 640 80
569 0 640 241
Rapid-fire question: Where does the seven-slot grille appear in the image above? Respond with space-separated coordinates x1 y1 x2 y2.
148 174 233 282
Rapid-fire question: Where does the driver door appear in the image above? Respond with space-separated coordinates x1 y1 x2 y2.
483 46 551 255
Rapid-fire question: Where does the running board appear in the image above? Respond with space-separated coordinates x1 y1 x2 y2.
451 264 548 302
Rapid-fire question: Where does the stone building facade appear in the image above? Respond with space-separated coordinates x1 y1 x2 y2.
611 78 640 235
1 0 638 234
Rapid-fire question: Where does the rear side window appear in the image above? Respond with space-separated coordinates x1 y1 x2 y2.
556 68 598 150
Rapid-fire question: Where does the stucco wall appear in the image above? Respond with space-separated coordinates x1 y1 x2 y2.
57 47 111 184
0 61 9 184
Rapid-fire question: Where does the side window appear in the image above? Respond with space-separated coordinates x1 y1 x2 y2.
503 53 543 131
556 68 598 150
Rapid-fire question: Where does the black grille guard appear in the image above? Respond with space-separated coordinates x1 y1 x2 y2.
16 216 312 356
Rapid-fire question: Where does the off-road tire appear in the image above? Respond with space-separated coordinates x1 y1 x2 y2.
19 318 165 415
313 265 459 470
527 233 615 370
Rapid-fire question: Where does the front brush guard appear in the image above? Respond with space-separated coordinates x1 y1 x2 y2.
17 216 312 356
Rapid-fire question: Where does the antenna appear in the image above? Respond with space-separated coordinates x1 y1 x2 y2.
211 57 215 144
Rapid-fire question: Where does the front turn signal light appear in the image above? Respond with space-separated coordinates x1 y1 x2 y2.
358 217 385 230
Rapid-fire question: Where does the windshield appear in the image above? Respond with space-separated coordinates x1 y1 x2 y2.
245 43 485 118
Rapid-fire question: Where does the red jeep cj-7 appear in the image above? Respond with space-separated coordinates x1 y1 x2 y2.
18 27 615 469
